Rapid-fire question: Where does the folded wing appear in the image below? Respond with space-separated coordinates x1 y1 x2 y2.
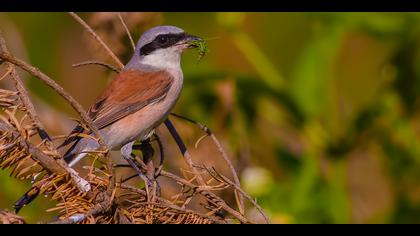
59 69 173 154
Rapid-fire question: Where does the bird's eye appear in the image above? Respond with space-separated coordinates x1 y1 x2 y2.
157 35 169 46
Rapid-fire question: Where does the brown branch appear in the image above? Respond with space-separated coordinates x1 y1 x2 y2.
68 12 124 69
117 13 136 52
48 194 112 224
0 209 26 224
0 51 109 158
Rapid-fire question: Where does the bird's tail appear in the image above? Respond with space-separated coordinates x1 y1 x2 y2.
14 185 40 213
13 139 83 213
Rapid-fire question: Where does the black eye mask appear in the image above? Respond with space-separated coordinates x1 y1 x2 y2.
140 32 187 56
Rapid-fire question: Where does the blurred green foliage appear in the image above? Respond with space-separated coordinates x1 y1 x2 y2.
1 12 420 223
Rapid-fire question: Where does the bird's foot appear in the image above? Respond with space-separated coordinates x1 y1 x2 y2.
120 141 160 201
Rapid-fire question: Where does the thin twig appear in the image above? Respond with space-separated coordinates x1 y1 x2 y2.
0 209 26 224
117 13 136 52
170 113 245 214
160 170 252 224
206 167 270 224
72 60 121 73
120 168 251 223
68 12 124 69
0 66 12 81
161 170 250 223
118 184 226 224
48 197 111 224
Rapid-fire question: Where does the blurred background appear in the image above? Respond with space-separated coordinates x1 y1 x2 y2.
1 12 420 223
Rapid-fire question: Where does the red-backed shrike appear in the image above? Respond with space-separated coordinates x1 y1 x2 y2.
15 25 202 212
62 25 201 167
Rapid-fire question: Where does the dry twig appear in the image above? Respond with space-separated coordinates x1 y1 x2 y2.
0 209 25 224
72 60 121 73
117 13 136 52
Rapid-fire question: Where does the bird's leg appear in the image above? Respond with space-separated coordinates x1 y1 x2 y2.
131 133 164 178
120 141 153 201
152 133 164 178
133 139 161 200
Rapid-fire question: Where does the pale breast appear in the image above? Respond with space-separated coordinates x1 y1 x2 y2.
101 70 183 150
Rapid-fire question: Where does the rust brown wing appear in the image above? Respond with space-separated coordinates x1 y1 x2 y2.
58 70 173 149
89 70 173 129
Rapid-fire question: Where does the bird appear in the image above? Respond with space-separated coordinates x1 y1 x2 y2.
14 25 202 212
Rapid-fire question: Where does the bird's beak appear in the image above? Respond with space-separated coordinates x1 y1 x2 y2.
182 33 203 49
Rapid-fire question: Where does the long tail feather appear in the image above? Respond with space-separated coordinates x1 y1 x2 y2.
13 133 83 212
14 186 40 213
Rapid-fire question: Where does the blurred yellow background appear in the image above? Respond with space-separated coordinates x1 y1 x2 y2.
1 12 420 223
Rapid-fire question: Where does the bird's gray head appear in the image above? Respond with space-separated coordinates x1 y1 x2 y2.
126 25 201 71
